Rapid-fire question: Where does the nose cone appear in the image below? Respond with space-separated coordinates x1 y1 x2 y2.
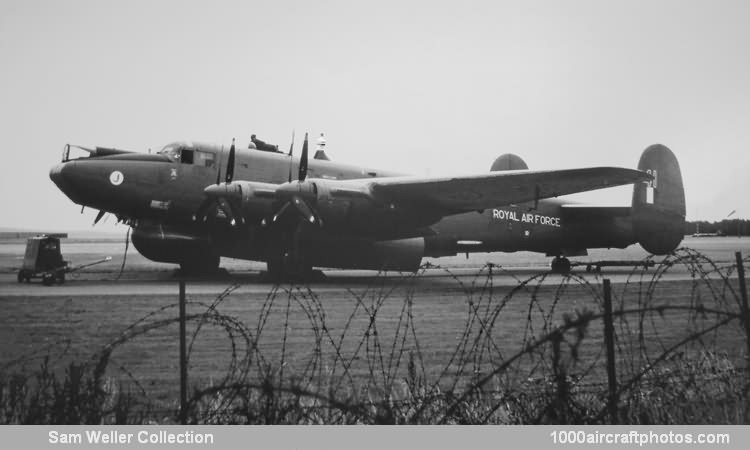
49 162 70 193
49 160 93 205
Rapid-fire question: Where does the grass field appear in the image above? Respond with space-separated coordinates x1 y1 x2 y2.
1 236 749 424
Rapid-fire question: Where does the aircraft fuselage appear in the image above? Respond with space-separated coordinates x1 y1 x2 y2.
50 140 683 274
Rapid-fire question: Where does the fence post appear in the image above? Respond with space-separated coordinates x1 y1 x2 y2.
602 278 618 424
736 252 750 424
737 252 750 354
179 280 187 425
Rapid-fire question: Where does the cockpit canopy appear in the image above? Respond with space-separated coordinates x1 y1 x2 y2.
158 142 216 167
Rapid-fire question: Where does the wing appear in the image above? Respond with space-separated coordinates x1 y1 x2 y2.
343 167 650 214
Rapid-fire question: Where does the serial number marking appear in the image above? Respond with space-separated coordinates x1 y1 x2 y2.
492 209 561 227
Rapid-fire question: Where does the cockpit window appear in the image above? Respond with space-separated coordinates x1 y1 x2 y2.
158 144 215 167
158 145 180 161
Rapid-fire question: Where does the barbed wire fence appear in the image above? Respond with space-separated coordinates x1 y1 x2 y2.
1 248 748 424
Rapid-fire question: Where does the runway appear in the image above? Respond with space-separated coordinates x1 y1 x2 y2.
1 235 747 297
0 264 730 297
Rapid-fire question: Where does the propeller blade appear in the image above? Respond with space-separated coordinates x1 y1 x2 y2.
291 195 321 226
298 132 308 182
272 201 292 224
225 138 236 183
193 198 213 222
93 210 106 225
215 144 223 185
288 130 295 183
222 197 244 226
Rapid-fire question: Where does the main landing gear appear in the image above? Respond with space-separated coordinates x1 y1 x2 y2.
264 229 324 282
550 256 571 274
265 231 312 282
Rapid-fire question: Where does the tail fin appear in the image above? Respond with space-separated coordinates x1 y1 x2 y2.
490 153 529 171
632 144 686 254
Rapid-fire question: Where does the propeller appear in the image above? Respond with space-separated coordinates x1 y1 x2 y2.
194 132 323 229
193 139 243 225
291 195 318 224
264 133 323 227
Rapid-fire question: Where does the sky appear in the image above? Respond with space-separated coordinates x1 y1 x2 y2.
1 0 749 231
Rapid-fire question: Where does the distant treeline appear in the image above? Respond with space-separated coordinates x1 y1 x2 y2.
686 219 749 236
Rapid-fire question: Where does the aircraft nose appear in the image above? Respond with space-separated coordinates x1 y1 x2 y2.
49 162 69 190
49 161 88 203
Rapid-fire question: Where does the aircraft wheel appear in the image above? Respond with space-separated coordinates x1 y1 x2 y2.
266 253 312 282
266 244 312 282
266 257 283 281
17 270 25 283
42 273 55 286
265 229 313 282
265 257 294 282
550 257 571 274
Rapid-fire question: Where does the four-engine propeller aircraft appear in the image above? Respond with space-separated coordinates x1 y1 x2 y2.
49 134 685 279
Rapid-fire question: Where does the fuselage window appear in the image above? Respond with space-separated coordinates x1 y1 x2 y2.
194 150 216 168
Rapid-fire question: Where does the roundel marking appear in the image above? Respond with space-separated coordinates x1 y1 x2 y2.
109 170 124 186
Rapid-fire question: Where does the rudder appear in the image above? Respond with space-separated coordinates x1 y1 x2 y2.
632 144 686 254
